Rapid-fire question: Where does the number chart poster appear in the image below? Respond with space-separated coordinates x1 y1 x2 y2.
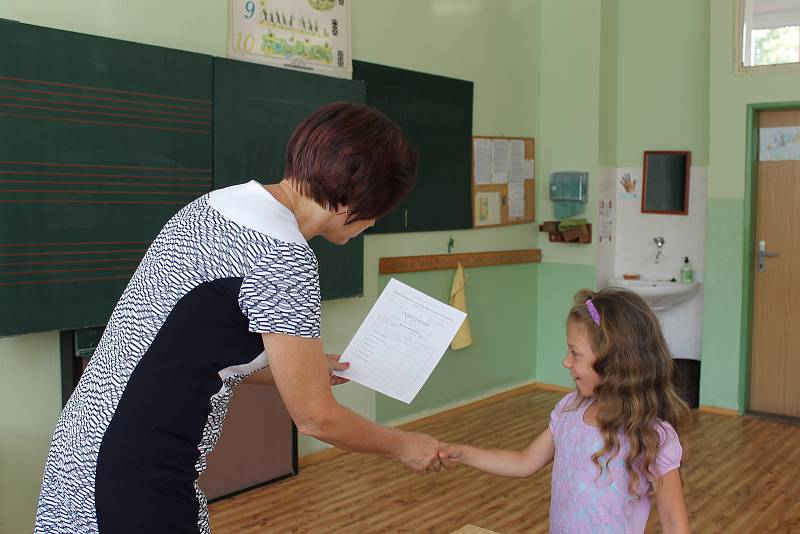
229 0 352 79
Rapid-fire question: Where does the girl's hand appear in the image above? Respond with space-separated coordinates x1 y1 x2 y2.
325 354 350 386
438 443 464 469
396 431 443 475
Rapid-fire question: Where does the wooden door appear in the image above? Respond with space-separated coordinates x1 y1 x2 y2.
750 109 800 417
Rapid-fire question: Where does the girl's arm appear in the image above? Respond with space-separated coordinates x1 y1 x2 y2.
440 427 555 478
655 469 690 533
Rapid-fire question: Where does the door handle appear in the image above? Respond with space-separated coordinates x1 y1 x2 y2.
758 240 779 273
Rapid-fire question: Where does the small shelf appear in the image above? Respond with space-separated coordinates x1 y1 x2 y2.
539 221 592 244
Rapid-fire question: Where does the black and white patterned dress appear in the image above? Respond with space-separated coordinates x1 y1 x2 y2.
35 181 321 533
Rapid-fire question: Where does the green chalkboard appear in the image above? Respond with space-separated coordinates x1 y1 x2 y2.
352 61 473 234
213 58 366 300
0 21 213 336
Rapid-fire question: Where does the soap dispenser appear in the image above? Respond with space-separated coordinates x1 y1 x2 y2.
681 257 694 283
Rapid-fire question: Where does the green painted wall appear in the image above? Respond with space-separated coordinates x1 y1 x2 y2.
0 333 61 534
536 0 602 267
600 0 710 168
615 0 710 166
376 265 537 424
530 2 604 397
535 263 597 387
702 0 800 410
599 0 620 167
1 0 228 55
701 198 745 409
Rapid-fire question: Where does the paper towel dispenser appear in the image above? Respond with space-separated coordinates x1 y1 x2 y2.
550 171 588 219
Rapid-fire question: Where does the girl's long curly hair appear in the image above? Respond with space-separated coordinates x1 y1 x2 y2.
567 287 691 498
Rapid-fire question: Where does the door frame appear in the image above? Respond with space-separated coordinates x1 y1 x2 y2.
740 101 800 413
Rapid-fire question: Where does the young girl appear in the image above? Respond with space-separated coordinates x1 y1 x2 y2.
440 288 691 533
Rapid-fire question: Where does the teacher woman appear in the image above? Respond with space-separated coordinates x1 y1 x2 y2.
35 102 442 533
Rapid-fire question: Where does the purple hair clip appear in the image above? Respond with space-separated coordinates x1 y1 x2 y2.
585 299 601 326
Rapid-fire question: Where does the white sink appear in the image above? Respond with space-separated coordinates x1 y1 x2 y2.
609 278 701 311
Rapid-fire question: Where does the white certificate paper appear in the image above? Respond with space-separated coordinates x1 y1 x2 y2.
334 278 467 403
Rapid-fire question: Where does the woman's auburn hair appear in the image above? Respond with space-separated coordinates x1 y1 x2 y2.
283 101 418 222
567 287 691 498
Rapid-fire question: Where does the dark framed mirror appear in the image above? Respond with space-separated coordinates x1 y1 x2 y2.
641 150 691 215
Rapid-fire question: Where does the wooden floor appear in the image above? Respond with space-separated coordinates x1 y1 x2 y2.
210 387 800 533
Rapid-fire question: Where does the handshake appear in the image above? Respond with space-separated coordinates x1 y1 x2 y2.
395 431 464 475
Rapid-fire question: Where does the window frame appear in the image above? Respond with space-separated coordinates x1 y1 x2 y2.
735 0 800 74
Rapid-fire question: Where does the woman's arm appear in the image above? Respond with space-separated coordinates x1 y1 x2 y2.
440 427 555 478
262 332 442 475
655 469 690 533
243 354 349 386
243 366 275 385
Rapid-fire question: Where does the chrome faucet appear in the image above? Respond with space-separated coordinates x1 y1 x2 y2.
654 236 665 264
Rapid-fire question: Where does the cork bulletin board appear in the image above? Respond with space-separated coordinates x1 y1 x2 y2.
471 136 535 228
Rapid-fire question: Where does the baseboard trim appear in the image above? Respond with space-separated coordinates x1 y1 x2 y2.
698 405 739 416
529 382 573 394
298 445 347 468
394 381 543 431
745 410 800 425
298 381 572 468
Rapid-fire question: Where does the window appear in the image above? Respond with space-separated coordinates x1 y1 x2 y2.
739 0 800 69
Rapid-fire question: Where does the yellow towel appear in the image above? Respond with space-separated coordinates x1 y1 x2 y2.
449 262 473 350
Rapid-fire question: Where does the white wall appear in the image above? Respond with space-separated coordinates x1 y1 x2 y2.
597 165 707 360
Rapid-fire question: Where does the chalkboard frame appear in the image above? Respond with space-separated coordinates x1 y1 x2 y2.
641 150 691 215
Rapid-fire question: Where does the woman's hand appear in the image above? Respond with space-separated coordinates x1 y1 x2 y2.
396 431 445 475
325 354 350 386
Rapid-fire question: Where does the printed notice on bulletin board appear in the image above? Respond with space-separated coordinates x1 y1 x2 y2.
228 0 352 79
473 138 534 185
474 192 501 226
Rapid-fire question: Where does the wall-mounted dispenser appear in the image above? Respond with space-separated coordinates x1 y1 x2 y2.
550 171 588 219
